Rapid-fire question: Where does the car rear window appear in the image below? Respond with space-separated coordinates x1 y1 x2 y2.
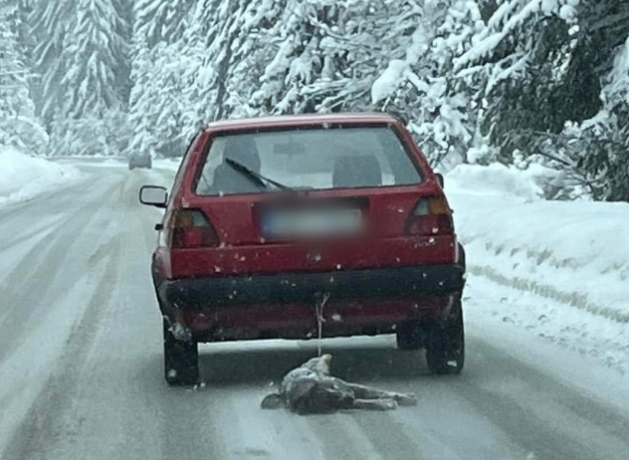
195 126 424 196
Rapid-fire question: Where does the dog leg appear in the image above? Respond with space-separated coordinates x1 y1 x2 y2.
393 393 419 406
352 398 397 411
341 381 418 406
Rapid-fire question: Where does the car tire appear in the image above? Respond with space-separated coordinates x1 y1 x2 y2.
425 298 464 375
396 322 423 350
163 319 200 386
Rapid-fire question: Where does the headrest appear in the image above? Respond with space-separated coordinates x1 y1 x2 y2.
332 155 382 188
223 136 260 172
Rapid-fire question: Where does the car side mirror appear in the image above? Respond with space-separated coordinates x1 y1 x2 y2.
435 173 444 188
139 185 168 208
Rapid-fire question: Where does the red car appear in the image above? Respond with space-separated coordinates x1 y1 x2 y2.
140 113 466 386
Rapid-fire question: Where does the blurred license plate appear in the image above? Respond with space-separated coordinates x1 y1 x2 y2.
263 208 362 237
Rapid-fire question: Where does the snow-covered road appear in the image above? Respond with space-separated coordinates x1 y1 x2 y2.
1 160 628 460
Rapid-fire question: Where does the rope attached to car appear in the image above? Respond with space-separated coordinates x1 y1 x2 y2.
314 292 331 357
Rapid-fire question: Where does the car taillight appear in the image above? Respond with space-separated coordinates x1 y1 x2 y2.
170 209 219 249
406 196 453 236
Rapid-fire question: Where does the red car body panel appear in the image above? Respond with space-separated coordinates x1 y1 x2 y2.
181 297 452 340
166 236 454 279
150 113 465 342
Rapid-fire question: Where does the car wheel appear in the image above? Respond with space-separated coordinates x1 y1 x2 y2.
425 299 464 375
163 319 200 386
396 322 423 350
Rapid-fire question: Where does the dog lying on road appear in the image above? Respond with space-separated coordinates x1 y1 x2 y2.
261 354 418 414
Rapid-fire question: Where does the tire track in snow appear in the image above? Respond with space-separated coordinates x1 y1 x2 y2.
0 174 85 221
468 264 629 324
0 179 122 365
449 336 629 460
1 166 191 460
155 386 230 460
340 412 424 460
1 238 124 460
472 342 629 445
0 173 120 290
0 214 102 362
465 273 629 375
110 170 229 460
0 213 66 254
305 413 402 460
0 225 68 314
0 169 177 460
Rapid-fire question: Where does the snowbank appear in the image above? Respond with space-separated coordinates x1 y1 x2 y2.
446 163 629 372
0 146 81 208
446 163 543 201
153 157 182 172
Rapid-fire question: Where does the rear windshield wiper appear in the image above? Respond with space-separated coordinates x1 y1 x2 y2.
225 158 295 193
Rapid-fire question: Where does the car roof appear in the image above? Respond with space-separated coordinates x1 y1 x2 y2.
203 112 399 132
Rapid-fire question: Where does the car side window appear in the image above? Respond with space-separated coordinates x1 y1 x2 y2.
196 138 227 194
171 134 201 199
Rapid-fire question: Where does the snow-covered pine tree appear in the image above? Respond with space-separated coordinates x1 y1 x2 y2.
5 0 32 64
242 0 389 117
128 0 203 158
50 0 130 156
561 0 629 201
223 0 478 166
560 37 629 202
127 38 201 158
29 0 74 129
372 0 480 167
0 0 46 152
127 0 207 158
597 38 629 201
127 41 161 159
113 0 133 108
469 0 629 200
134 0 196 48
447 0 580 166
122 0 627 201
185 0 259 121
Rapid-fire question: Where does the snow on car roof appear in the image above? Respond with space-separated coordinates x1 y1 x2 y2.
204 112 398 131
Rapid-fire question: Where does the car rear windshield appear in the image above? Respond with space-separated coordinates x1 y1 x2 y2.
195 126 424 196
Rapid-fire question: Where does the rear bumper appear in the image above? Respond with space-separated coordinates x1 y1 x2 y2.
156 265 465 341
157 265 465 310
